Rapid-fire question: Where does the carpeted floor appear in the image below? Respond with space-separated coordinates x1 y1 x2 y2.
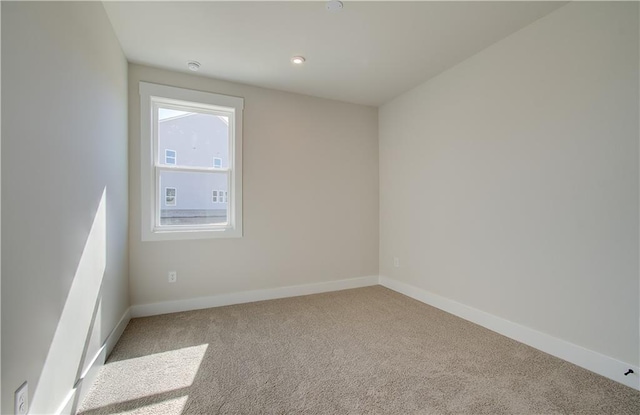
77 286 640 414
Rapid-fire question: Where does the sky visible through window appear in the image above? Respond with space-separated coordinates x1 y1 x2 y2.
159 108 190 120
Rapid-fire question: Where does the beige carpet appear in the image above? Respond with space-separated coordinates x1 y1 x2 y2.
78 286 640 414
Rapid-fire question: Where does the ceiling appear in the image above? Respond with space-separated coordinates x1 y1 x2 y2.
103 1 566 106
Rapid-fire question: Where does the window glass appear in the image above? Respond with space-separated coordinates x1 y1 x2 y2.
159 171 228 226
140 81 243 240
165 149 176 165
165 187 176 206
158 110 229 169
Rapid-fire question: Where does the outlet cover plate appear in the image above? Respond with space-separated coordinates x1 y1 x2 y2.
15 381 28 415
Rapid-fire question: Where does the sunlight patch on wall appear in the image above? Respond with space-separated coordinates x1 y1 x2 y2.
30 188 108 414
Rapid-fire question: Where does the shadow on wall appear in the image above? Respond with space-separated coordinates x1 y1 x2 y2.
30 188 108 414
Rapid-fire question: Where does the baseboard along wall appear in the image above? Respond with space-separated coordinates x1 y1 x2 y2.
130 275 380 318
56 307 132 415
378 276 640 391
73 273 637 414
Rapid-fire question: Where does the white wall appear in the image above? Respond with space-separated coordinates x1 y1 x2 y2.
129 64 379 307
2 2 129 414
380 1 639 368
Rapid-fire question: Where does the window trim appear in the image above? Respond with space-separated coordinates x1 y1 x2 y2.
140 82 243 241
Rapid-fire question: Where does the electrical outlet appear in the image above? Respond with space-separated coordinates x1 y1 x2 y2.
168 271 177 283
393 257 400 268
15 381 28 415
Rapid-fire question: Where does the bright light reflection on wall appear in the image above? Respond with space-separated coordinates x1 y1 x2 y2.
31 188 107 414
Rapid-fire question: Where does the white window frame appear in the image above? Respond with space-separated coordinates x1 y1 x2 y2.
213 157 222 169
212 190 218 203
165 187 177 206
140 82 243 240
165 149 177 165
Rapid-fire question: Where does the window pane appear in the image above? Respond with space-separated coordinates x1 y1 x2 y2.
158 108 230 169
159 171 228 226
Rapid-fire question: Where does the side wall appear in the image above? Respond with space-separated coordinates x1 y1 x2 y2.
129 64 379 307
2 2 129 413
380 1 639 369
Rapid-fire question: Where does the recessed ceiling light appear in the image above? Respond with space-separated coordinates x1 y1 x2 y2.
187 61 201 71
326 1 343 13
291 56 306 65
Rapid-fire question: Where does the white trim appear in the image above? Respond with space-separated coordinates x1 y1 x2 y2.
379 276 640 390
131 276 379 318
104 307 132 358
54 307 131 415
139 81 243 241
140 82 244 111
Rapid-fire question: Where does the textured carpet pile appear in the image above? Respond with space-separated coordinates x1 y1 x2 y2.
78 286 640 414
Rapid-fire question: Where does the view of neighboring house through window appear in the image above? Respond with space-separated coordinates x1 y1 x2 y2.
165 149 177 165
212 190 227 203
139 82 243 240
158 109 230 226
165 187 176 206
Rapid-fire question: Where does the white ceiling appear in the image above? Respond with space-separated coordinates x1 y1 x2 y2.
103 1 566 106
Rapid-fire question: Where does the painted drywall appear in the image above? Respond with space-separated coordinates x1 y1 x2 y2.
0 1 3 403
129 64 378 307
1 2 128 414
379 1 639 367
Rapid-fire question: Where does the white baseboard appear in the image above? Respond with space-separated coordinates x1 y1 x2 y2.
379 276 639 390
104 307 131 357
131 275 380 318
56 307 132 415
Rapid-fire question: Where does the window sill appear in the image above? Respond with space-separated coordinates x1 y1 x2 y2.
141 227 242 241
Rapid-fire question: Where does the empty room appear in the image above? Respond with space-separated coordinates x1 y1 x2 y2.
1 1 639 414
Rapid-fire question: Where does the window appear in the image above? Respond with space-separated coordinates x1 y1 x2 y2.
165 187 176 206
165 149 177 165
140 82 243 240
212 190 227 203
